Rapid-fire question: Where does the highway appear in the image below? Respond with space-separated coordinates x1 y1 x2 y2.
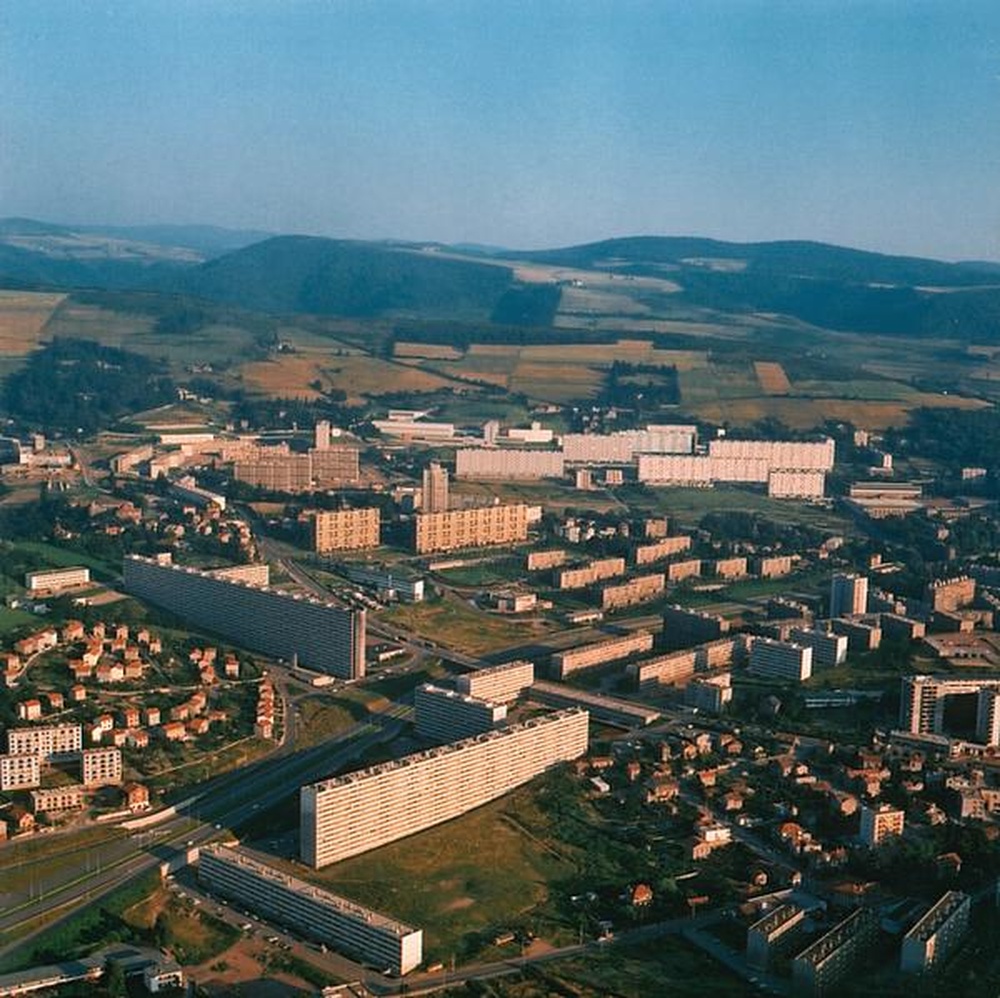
0 705 409 960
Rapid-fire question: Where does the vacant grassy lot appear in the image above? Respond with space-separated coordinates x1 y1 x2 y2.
0 291 66 355
125 887 240 965
315 787 576 962
394 341 464 360
381 592 553 656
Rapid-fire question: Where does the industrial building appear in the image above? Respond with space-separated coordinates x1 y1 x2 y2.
199 845 424 976
301 709 589 868
550 632 654 679
456 660 534 703
748 638 813 682
900 891 970 974
123 554 365 679
455 448 565 480
414 684 507 742
311 508 381 552
340 563 425 602
413 504 529 554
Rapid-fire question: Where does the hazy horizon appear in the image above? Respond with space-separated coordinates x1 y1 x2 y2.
3 1 1000 262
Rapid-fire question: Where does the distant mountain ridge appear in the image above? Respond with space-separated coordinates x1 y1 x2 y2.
2 218 1000 338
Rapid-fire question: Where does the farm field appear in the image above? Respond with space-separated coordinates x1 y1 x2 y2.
0 290 65 355
754 360 790 394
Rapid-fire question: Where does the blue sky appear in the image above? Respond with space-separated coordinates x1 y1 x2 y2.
2 1 999 259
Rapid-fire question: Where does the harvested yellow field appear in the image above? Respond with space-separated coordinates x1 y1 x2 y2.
0 291 66 354
755 361 792 394
394 341 464 360
688 393 986 431
242 351 456 402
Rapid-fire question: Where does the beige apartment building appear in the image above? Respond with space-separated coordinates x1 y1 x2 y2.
601 573 665 610
81 747 123 787
31 784 85 814
413 504 528 554
455 447 565 480
666 558 701 583
859 803 905 847
301 709 589 868
634 535 691 566
456 660 534 703
526 549 567 572
551 632 654 679
555 557 626 590
0 753 41 791
6 723 83 761
311 508 381 553
628 636 744 691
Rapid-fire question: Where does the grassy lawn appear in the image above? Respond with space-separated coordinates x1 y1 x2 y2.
380 593 553 657
10 539 120 579
0 605 38 636
295 697 367 748
125 887 240 964
313 786 578 963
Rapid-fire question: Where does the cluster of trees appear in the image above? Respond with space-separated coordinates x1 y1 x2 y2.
1 338 176 435
599 361 680 411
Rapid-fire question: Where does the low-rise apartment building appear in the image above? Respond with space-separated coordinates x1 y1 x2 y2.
600 573 665 610
551 632 654 679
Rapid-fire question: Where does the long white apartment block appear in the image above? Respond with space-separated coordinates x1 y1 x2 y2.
748 637 813 682
414 684 507 742
199 845 423 976
455 448 565 480
0 752 41 791
301 709 589 868
6 723 83 761
455 660 534 703
123 554 365 679
789 627 848 668
25 566 91 593
561 425 696 464
708 437 835 470
768 469 826 499
637 454 771 485
550 631 654 679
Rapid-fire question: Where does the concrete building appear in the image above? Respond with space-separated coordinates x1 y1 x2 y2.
976 688 1000 746
753 555 794 578
748 638 813 682
456 660 534 703
301 709 589 868
830 573 869 618
554 557 626 590
0 753 41 791
527 549 567 572
110 443 154 475
207 563 271 587
505 421 554 445
859 803 905 847
550 632 654 679
628 637 744 691
561 425 696 464
413 504 529 554
831 617 882 653
371 417 455 439
708 437 835 470
636 453 771 485
235 454 313 491
662 605 730 650
900 891 970 974
713 557 748 579
311 508 381 553
414 684 507 742
455 448 565 480
25 566 90 594
792 908 877 997
634 535 691 565
81 747 123 787
747 903 805 970
880 613 926 643
926 576 976 613
6 723 82 761
600 573 665 610
789 627 849 668
768 469 826 498
123 554 365 679
314 420 332 451
341 563 425 602
685 672 734 713
900 675 1000 741
199 845 423 976
421 461 449 513
30 784 85 814
665 558 701 583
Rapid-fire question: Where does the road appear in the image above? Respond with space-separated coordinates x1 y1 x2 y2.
0 706 408 959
